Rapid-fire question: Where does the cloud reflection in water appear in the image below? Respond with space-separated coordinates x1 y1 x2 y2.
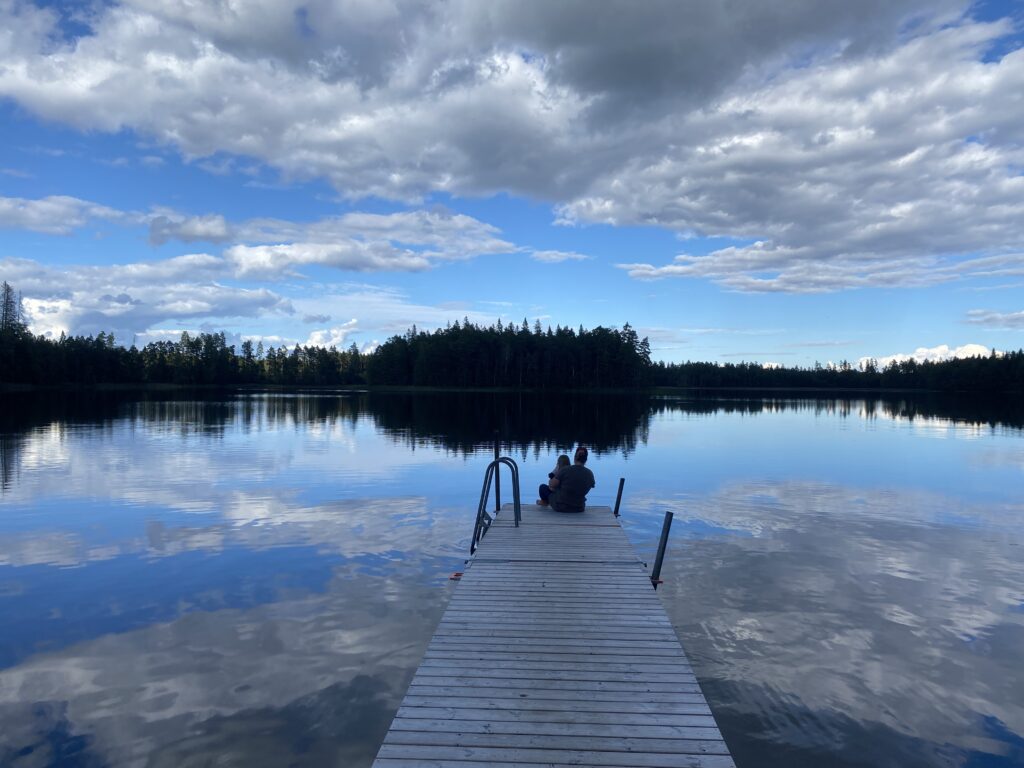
642 482 1024 768
1 391 1023 767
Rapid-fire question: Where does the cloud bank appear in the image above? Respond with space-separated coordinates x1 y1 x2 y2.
859 343 996 369
1 0 1021 294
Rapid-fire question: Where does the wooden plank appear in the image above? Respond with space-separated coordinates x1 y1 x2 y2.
374 761 731 768
411 667 697 685
463 573 651 581
407 684 704 700
406 676 698 693
423 650 691 665
383 730 731 755
418 659 693 674
435 618 675 630
438 610 667 622
430 627 680 639
428 637 684 651
447 590 661 601
436 619 674 631
439 609 671 621
395 705 712 727
375 745 735 767
452 594 660 604
433 626 680 640
399 695 710 714
386 717 723 740
375 761 729 768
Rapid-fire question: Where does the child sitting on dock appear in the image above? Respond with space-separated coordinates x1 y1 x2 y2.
537 454 570 506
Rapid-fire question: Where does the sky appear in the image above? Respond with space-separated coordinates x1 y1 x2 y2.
0 0 1022 367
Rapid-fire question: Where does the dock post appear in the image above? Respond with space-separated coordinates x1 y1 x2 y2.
493 431 501 512
650 510 674 588
613 477 625 517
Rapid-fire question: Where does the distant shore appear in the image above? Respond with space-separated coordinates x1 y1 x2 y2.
3 382 1016 395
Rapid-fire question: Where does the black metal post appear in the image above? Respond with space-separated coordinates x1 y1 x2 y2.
613 477 625 517
650 511 674 588
493 431 501 512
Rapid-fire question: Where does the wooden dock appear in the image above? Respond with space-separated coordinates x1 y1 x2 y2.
373 502 734 768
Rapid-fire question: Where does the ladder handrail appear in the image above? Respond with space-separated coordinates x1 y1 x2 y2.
470 456 521 554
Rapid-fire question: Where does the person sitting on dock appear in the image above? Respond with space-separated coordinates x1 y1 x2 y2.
543 446 595 513
537 454 570 506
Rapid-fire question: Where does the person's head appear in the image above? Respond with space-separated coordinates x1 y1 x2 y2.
556 454 571 469
574 445 588 465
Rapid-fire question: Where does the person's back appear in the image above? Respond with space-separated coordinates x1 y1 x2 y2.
551 447 595 513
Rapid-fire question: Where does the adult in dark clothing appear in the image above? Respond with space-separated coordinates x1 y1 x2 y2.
547 446 595 513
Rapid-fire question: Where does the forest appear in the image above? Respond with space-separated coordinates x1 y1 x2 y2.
2 281 1022 392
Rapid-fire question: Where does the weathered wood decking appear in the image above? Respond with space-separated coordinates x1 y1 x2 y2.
373 502 734 768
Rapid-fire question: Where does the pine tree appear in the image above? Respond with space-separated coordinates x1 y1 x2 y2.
0 281 24 334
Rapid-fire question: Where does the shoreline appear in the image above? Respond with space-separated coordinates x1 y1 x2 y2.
2 382 1018 396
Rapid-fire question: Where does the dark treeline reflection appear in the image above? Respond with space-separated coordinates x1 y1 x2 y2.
3 390 1023 490
0 389 655 455
673 392 1024 430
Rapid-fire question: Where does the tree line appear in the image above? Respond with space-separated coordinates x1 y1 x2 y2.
1 281 1021 391
647 354 1024 393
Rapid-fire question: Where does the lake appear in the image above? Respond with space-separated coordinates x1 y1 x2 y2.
0 390 1022 767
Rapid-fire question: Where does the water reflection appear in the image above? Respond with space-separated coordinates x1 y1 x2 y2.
0 569 448 767
627 483 1024 768
0 390 1022 767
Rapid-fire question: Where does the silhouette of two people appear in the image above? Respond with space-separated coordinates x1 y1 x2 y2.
537 446 595 513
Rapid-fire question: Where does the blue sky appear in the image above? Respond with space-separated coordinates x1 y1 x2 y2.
1 0 1023 366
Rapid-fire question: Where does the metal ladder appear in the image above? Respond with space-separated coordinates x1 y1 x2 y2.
470 456 521 554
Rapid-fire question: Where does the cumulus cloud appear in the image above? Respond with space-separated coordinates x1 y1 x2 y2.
302 313 331 324
859 343 995 369
4 256 291 341
148 212 232 245
966 309 1024 330
1 1 1022 293
305 319 358 348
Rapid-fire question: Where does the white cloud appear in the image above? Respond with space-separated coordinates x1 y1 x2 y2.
304 319 358 348
5 255 291 341
0 195 125 234
293 284 496 338
225 242 432 277
859 343 995 369
148 212 231 244
225 208 518 277
530 249 590 263
231 209 517 275
0 193 517 275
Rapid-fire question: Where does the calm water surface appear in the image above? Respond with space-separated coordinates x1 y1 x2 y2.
0 391 1022 767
